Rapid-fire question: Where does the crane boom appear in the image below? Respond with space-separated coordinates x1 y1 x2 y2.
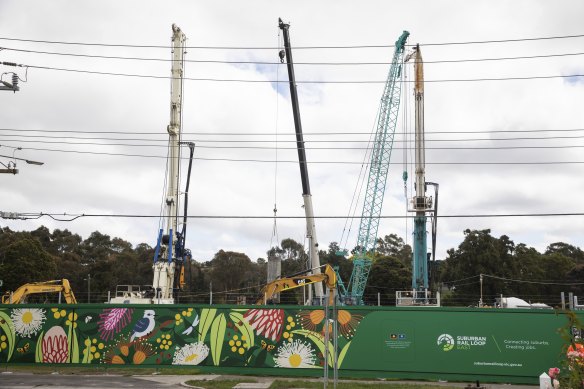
341 31 409 305
278 18 323 304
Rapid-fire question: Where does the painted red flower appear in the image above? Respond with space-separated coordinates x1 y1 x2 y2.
244 309 284 341
42 326 68 363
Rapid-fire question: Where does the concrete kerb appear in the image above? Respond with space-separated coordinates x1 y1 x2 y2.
141 374 538 389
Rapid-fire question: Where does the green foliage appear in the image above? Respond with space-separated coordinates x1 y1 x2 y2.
0 235 57 291
364 255 411 305
1 224 583 306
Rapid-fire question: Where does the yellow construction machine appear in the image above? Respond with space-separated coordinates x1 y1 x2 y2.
256 264 337 305
1 279 78 304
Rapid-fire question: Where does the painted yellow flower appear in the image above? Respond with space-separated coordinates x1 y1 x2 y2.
83 337 104 361
66 312 78 328
51 308 66 320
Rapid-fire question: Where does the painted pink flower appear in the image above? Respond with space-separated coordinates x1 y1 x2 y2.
42 326 68 363
97 308 134 341
244 309 284 341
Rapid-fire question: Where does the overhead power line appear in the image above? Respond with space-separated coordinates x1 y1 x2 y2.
5 131 584 142
3 211 584 221
1 32 584 49
3 127 584 136
482 274 584 286
24 64 584 83
5 145 584 165
4 137 584 152
3 46 584 65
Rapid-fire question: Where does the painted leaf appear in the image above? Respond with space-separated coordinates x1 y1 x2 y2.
209 314 227 366
71 329 79 363
81 337 90 364
198 308 217 343
0 310 15 361
337 340 351 368
35 330 44 363
229 312 255 347
292 329 335 367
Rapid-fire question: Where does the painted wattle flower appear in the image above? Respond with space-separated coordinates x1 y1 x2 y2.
42 326 68 363
244 309 284 341
97 308 134 341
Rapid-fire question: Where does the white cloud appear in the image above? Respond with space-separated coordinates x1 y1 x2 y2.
1 0 584 274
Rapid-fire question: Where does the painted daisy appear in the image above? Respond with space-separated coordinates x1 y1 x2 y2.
274 339 316 368
172 342 209 365
11 308 46 338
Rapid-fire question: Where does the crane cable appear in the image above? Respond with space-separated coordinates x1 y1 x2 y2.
401 53 410 247
269 30 282 250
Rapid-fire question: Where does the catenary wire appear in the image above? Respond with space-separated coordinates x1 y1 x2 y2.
5 145 584 164
4 46 584 65
3 127 584 136
4 212 584 220
4 138 584 151
21 64 584 83
1 32 584 49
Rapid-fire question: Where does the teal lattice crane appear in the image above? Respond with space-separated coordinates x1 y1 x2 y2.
339 30 409 305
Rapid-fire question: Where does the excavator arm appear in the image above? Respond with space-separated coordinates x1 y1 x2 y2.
1 279 77 304
256 264 337 305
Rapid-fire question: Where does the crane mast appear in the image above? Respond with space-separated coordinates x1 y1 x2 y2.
152 24 187 303
407 44 432 291
340 31 409 305
278 18 323 304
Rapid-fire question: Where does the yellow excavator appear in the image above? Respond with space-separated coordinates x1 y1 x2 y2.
1 279 78 304
256 264 337 305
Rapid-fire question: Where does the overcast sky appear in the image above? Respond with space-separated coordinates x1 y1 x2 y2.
1 0 583 266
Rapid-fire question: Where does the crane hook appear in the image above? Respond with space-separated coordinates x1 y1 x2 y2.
278 50 285 63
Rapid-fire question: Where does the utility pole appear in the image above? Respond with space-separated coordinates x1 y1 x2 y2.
84 274 91 303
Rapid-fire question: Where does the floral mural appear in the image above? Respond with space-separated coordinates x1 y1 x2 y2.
0 304 582 385
0 305 362 369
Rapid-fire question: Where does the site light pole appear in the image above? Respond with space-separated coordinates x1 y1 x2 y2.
0 150 44 175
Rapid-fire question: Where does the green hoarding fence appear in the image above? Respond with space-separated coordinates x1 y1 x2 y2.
0 304 581 384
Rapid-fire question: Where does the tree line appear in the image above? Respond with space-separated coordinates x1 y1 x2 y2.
0 226 582 306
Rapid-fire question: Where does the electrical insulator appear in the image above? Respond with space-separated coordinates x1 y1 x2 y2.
11 73 18 91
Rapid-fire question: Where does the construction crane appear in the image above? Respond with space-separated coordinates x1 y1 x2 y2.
338 31 410 305
151 24 190 303
395 44 440 306
109 25 191 304
278 18 324 305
